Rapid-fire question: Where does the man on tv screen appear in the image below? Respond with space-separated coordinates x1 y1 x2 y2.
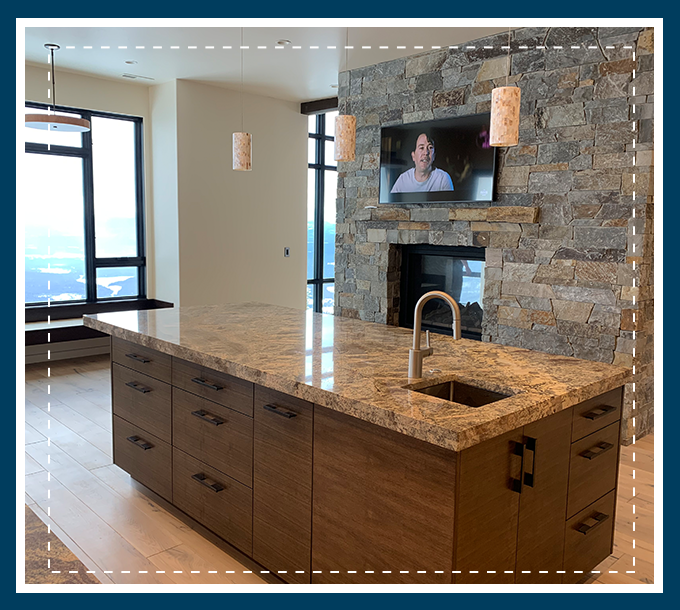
390 133 454 193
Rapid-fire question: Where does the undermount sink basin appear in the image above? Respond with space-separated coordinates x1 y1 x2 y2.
411 380 510 408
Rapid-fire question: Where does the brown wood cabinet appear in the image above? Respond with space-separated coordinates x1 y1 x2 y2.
172 357 254 417
112 363 172 444
252 387 314 584
454 428 522 584
173 448 253 555
109 340 624 585
173 387 253 487
312 407 457 584
113 415 172 501
515 409 573 584
112 337 172 383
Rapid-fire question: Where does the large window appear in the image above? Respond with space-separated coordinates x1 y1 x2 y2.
24 103 145 306
307 110 338 314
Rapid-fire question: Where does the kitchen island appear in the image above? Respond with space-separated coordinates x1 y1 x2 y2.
84 302 631 585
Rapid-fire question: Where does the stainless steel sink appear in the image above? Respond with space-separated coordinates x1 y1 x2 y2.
411 380 510 408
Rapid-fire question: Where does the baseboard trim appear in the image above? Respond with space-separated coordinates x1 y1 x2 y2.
26 338 111 364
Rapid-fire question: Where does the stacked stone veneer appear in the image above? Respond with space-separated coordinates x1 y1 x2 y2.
334 27 654 444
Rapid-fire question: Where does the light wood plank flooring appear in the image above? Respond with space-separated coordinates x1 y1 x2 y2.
23 355 654 586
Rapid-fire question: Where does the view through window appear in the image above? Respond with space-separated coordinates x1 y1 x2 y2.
24 104 145 305
307 110 337 314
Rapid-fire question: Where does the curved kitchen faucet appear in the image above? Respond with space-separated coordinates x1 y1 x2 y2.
408 291 462 379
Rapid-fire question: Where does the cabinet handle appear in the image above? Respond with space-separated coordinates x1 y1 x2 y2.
577 511 610 535
263 404 297 419
510 440 525 494
191 409 225 426
580 441 614 460
582 404 616 420
523 436 536 488
191 377 224 391
125 353 151 364
126 435 154 450
125 381 151 394
191 473 225 493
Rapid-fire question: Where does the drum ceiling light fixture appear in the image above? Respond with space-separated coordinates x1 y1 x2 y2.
233 28 252 171
25 43 91 133
334 27 356 162
489 29 521 147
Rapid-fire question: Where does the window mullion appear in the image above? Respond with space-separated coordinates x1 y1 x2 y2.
134 120 147 298
82 121 97 302
314 115 326 313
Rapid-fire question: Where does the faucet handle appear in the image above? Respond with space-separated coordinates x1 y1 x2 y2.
425 330 431 349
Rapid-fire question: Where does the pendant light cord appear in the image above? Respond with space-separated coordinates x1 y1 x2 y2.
240 27 244 133
506 28 511 87
50 47 56 114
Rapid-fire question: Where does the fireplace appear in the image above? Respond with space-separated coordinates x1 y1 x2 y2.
399 245 485 341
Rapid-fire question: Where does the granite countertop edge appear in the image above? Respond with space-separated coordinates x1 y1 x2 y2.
84 314 632 452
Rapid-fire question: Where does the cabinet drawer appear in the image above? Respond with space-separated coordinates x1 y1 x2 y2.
112 363 172 443
112 337 171 384
253 386 313 584
173 448 252 556
571 387 622 443
567 421 620 518
173 388 253 487
563 490 616 583
113 415 172 501
172 358 253 417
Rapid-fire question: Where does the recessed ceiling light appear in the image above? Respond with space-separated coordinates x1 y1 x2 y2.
125 60 138 65
277 39 292 46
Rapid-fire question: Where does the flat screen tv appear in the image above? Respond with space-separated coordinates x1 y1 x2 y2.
379 113 497 205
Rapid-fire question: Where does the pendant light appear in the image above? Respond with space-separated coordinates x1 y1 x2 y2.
25 44 90 132
489 29 520 147
233 28 252 171
334 28 356 162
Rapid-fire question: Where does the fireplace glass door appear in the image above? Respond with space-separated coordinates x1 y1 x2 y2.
400 245 485 340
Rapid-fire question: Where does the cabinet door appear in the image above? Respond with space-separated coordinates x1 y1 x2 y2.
515 408 572 584
312 407 457 584
253 387 313 584
454 428 523 583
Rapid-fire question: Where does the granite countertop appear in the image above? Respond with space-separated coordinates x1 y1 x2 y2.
84 302 632 451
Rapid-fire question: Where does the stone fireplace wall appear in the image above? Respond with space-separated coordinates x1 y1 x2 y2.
334 27 654 443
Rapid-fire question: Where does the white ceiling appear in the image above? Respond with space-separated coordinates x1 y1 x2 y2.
24 26 509 102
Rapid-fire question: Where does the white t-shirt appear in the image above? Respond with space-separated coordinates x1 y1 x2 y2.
391 168 454 193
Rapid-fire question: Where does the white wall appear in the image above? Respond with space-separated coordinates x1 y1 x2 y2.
148 81 180 305
175 80 307 309
25 65 308 311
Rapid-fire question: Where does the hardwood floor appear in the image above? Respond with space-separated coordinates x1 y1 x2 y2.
23 354 654 586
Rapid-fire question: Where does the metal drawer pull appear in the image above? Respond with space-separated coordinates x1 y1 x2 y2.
125 381 151 394
523 436 536 488
191 377 224 391
582 404 616 420
191 409 225 426
126 435 153 450
510 440 525 494
580 441 614 460
577 511 609 535
125 353 151 364
191 473 225 493
263 404 297 419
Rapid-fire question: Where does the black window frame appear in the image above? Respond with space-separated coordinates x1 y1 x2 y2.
24 101 147 310
306 110 337 314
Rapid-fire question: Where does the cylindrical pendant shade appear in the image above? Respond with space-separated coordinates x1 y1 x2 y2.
334 115 356 162
233 132 252 171
489 86 521 147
